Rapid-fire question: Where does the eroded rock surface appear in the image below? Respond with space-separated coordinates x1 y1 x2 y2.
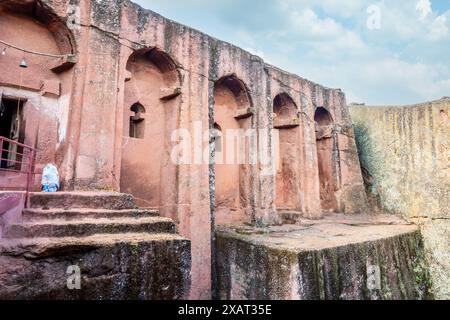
350 99 449 299
0 192 191 300
215 214 432 300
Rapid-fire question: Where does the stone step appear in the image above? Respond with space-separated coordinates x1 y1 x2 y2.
0 232 188 256
23 208 159 221
0 233 191 300
5 217 175 239
279 211 303 225
29 192 136 210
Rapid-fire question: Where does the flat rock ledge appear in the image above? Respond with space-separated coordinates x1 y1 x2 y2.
0 233 191 300
215 214 432 300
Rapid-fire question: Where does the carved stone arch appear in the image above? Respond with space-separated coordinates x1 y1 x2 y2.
273 92 300 129
0 0 77 69
130 101 146 114
213 74 254 225
214 74 253 119
120 47 182 208
314 106 339 212
272 92 302 212
314 106 334 127
126 47 182 97
0 0 78 188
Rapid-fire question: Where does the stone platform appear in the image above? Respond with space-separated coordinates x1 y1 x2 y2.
215 214 432 300
0 192 191 300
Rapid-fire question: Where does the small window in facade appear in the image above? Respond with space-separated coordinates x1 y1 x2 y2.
129 103 146 139
213 123 222 152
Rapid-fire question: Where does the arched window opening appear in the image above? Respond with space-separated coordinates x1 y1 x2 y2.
212 123 222 153
129 103 146 139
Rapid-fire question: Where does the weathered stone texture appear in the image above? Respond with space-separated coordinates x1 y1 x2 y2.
0 192 191 300
350 98 449 299
215 216 432 300
0 234 191 300
1 0 368 299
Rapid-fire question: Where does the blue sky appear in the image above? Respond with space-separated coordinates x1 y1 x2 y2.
133 0 450 105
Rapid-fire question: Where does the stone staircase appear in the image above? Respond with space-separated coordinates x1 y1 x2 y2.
278 210 303 224
0 192 191 300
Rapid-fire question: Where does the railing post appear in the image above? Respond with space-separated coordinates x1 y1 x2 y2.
0 136 38 207
0 138 3 167
25 149 34 209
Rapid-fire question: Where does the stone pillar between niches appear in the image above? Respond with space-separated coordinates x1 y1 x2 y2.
73 29 121 190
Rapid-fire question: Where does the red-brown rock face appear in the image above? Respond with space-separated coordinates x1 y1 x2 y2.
0 0 368 299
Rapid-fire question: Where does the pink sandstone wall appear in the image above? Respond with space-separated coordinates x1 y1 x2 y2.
0 0 368 299
0 7 75 189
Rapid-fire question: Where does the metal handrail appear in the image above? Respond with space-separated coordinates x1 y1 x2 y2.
0 136 37 208
0 157 30 166
0 148 28 157
0 136 36 150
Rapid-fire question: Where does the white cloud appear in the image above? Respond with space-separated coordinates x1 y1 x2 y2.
267 1 450 104
279 0 366 18
133 0 450 105
362 2 450 44
416 0 433 20
287 8 366 55
429 15 449 40
290 9 342 39
291 57 450 105
317 0 367 18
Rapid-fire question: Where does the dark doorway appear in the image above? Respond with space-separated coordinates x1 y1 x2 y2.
0 98 24 169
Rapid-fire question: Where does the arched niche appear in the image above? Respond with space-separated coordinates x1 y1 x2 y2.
0 1 76 188
315 107 333 127
0 1 75 54
0 2 76 85
273 93 300 129
125 48 180 88
314 107 339 212
120 48 181 208
272 93 302 211
213 74 253 225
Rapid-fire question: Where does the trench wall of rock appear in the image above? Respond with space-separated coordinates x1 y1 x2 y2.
350 99 449 299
